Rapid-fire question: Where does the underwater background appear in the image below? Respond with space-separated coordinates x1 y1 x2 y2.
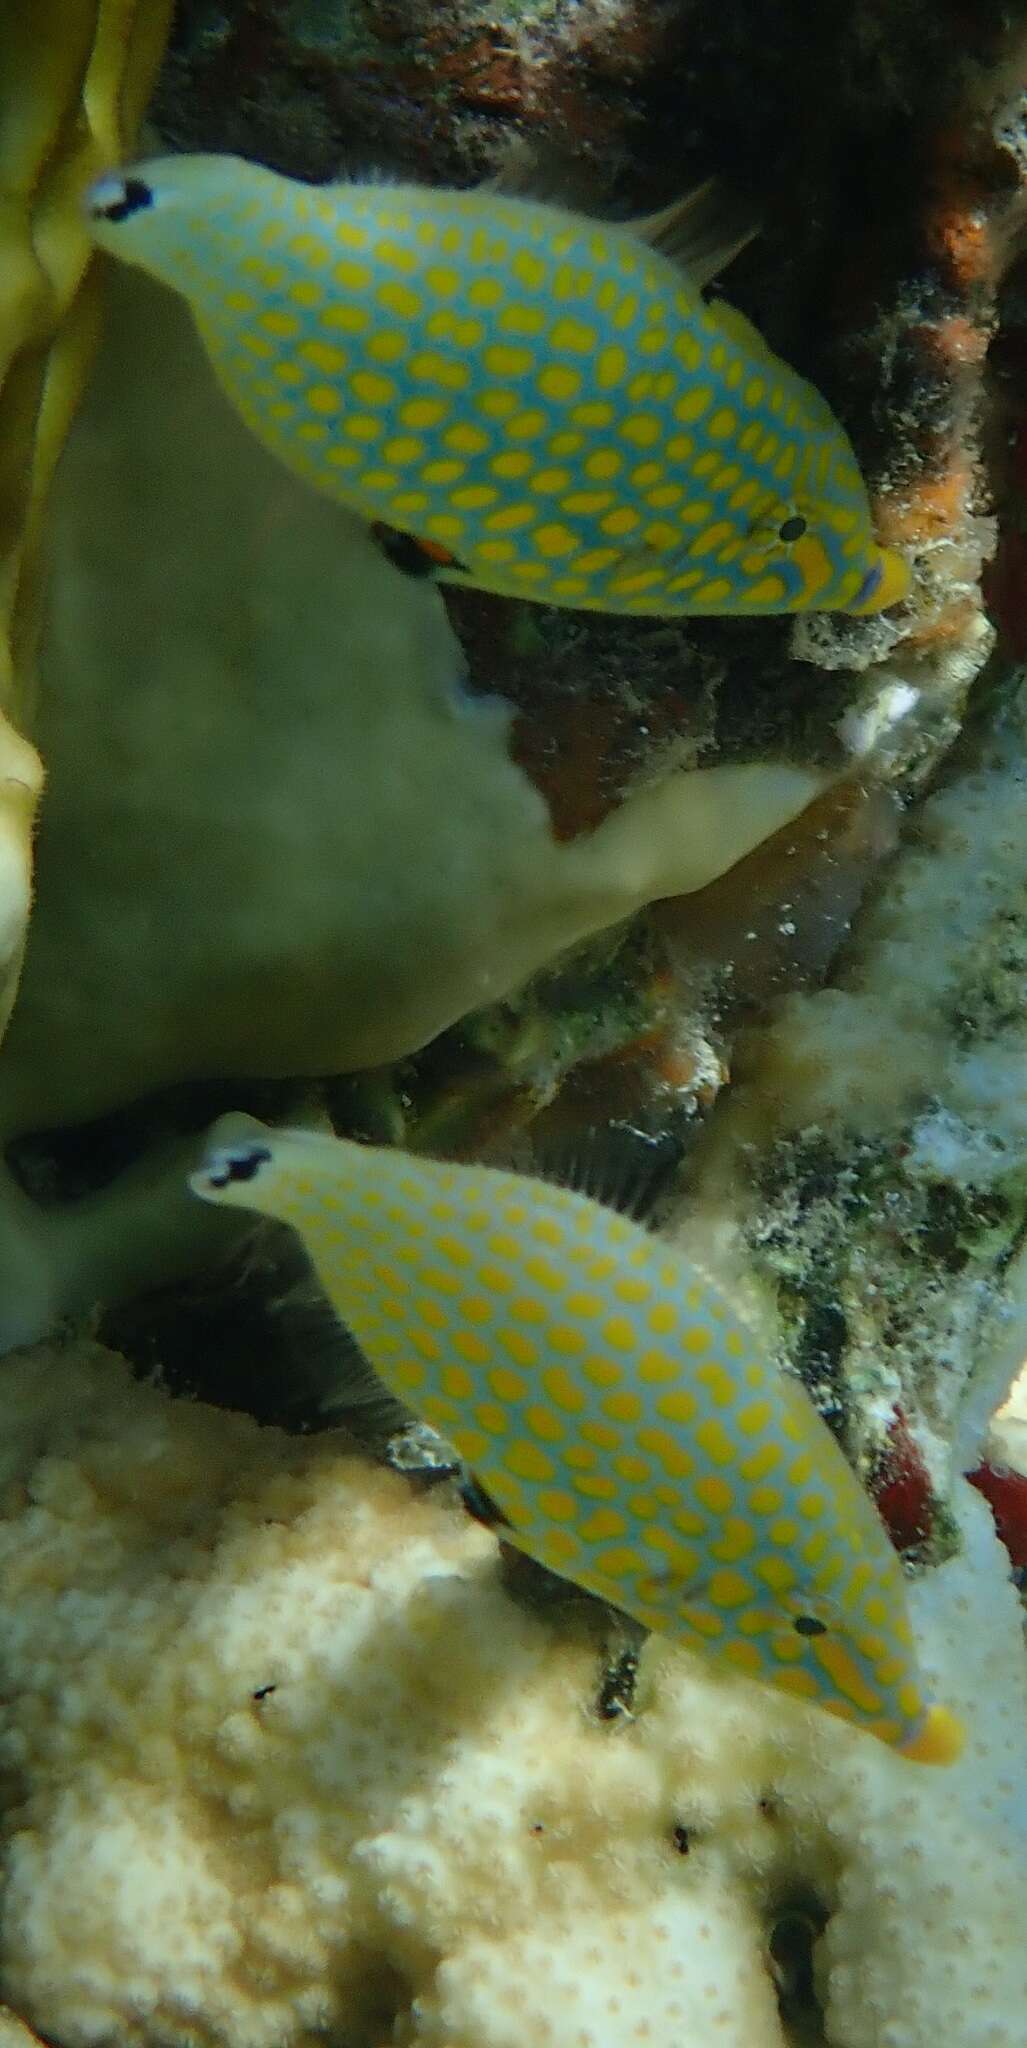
0 2 1026 2043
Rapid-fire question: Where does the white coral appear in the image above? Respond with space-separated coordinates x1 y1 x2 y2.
0 1346 1024 2048
0 2017 43 2046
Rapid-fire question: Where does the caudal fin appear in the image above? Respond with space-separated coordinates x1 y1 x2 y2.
900 1702 966 1765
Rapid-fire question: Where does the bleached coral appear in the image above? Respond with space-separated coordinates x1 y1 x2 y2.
989 1363 1027 1480
0 1344 1024 2048
0 2017 43 2048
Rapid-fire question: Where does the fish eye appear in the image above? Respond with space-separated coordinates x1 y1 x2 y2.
206 1142 272 1189
89 175 154 225
792 1613 827 1637
778 514 807 544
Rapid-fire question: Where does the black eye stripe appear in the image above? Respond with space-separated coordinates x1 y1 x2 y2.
94 176 154 225
207 1143 272 1189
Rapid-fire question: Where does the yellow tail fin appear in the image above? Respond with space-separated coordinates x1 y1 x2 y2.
900 1703 965 1765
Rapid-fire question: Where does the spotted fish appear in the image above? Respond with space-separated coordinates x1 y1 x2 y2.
86 155 910 619
191 1121 962 1763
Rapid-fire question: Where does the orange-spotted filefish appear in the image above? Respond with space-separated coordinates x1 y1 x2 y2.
86 156 910 618
191 1121 962 1763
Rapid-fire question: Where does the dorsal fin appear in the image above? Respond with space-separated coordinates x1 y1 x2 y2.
525 1121 683 1222
487 134 601 212
489 143 756 286
629 178 758 287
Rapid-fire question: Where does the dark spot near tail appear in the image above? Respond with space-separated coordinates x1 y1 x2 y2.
371 521 468 580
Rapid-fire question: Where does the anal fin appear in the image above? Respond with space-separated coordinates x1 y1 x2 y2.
371 520 470 582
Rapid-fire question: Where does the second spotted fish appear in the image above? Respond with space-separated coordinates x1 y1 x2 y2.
87 154 909 618
192 1119 961 1764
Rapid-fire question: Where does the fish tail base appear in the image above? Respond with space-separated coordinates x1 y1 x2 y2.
899 1702 966 1765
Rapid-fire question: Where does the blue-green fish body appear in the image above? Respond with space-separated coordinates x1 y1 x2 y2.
87 155 909 619
192 1122 962 1764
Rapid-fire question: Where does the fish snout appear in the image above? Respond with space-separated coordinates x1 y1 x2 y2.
85 172 155 227
189 1112 277 1204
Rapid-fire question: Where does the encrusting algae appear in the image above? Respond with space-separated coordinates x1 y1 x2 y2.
84 154 910 618
193 1119 963 1763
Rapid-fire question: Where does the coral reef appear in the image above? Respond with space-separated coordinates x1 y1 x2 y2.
2 4 1027 2044
3 0 1022 1341
671 690 1027 1553
0 1346 1024 2048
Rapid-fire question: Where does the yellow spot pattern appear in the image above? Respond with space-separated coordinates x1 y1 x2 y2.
527 1404 564 1444
539 363 581 402
551 316 597 354
378 280 421 320
506 1441 555 1483
534 523 578 559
